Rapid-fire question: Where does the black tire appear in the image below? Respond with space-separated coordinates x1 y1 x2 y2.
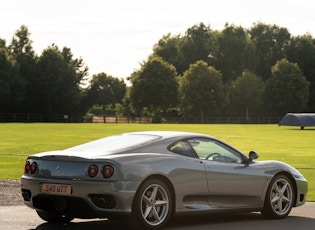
36 210 74 223
132 178 173 230
262 174 294 219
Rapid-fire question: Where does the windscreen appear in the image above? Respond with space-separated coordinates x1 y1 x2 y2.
67 134 161 153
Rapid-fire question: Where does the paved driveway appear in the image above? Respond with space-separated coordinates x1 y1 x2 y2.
0 203 314 230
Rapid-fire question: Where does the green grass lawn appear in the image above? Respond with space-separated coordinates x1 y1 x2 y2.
0 123 314 201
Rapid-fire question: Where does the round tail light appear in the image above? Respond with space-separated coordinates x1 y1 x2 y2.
24 161 31 173
102 165 114 178
30 162 37 174
88 164 99 178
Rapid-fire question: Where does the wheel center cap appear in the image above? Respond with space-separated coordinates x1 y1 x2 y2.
279 193 283 199
150 199 155 207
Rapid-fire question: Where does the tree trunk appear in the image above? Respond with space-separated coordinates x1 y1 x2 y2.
200 108 204 124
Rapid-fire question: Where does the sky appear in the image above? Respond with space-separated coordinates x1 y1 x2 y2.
1 0 314 81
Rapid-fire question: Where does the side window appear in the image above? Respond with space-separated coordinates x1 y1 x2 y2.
188 138 242 163
169 140 198 158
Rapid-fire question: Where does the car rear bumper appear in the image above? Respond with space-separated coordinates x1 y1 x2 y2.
21 176 136 218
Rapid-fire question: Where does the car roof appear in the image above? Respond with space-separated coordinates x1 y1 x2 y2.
31 131 218 159
124 131 213 139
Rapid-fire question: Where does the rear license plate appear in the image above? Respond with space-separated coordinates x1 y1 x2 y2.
41 183 72 195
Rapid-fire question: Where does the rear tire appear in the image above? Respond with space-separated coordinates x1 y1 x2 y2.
262 174 294 219
132 178 173 230
36 210 74 223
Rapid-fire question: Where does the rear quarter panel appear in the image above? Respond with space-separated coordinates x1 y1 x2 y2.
110 153 209 210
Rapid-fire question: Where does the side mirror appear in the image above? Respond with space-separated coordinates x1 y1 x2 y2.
248 150 259 161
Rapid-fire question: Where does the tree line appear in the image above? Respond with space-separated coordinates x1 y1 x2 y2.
0 22 314 123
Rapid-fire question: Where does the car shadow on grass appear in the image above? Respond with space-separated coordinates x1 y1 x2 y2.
32 212 315 230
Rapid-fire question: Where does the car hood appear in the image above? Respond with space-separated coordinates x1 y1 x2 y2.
258 160 305 179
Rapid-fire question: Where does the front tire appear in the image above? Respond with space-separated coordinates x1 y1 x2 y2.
132 178 173 230
262 174 294 219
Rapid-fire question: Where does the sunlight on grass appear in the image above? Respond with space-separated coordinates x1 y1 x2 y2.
0 123 314 200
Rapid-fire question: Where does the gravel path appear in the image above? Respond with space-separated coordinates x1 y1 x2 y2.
0 179 24 206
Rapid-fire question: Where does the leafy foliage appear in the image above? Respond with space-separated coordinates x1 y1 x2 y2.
85 73 126 122
179 60 225 122
0 40 22 112
129 56 178 122
285 35 315 111
32 45 88 116
177 23 216 75
249 22 291 80
0 22 314 121
214 24 257 82
265 59 309 116
229 70 265 118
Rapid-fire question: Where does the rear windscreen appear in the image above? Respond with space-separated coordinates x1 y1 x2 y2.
67 134 161 153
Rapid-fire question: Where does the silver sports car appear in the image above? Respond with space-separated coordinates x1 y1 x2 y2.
21 131 308 229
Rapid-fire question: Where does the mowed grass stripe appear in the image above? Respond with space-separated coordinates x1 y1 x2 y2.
0 123 314 200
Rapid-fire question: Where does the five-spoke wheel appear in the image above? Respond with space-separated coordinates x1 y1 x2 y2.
133 178 173 230
262 174 294 218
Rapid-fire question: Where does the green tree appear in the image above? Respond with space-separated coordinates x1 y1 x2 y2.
116 86 134 119
7 25 35 112
86 73 126 122
228 70 265 119
33 44 88 118
249 22 291 80
153 33 181 72
285 34 315 112
179 60 225 123
265 59 309 116
129 56 178 122
9 25 35 58
0 38 21 113
153 23 217 76
177 23 217 75
213 24 257 82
